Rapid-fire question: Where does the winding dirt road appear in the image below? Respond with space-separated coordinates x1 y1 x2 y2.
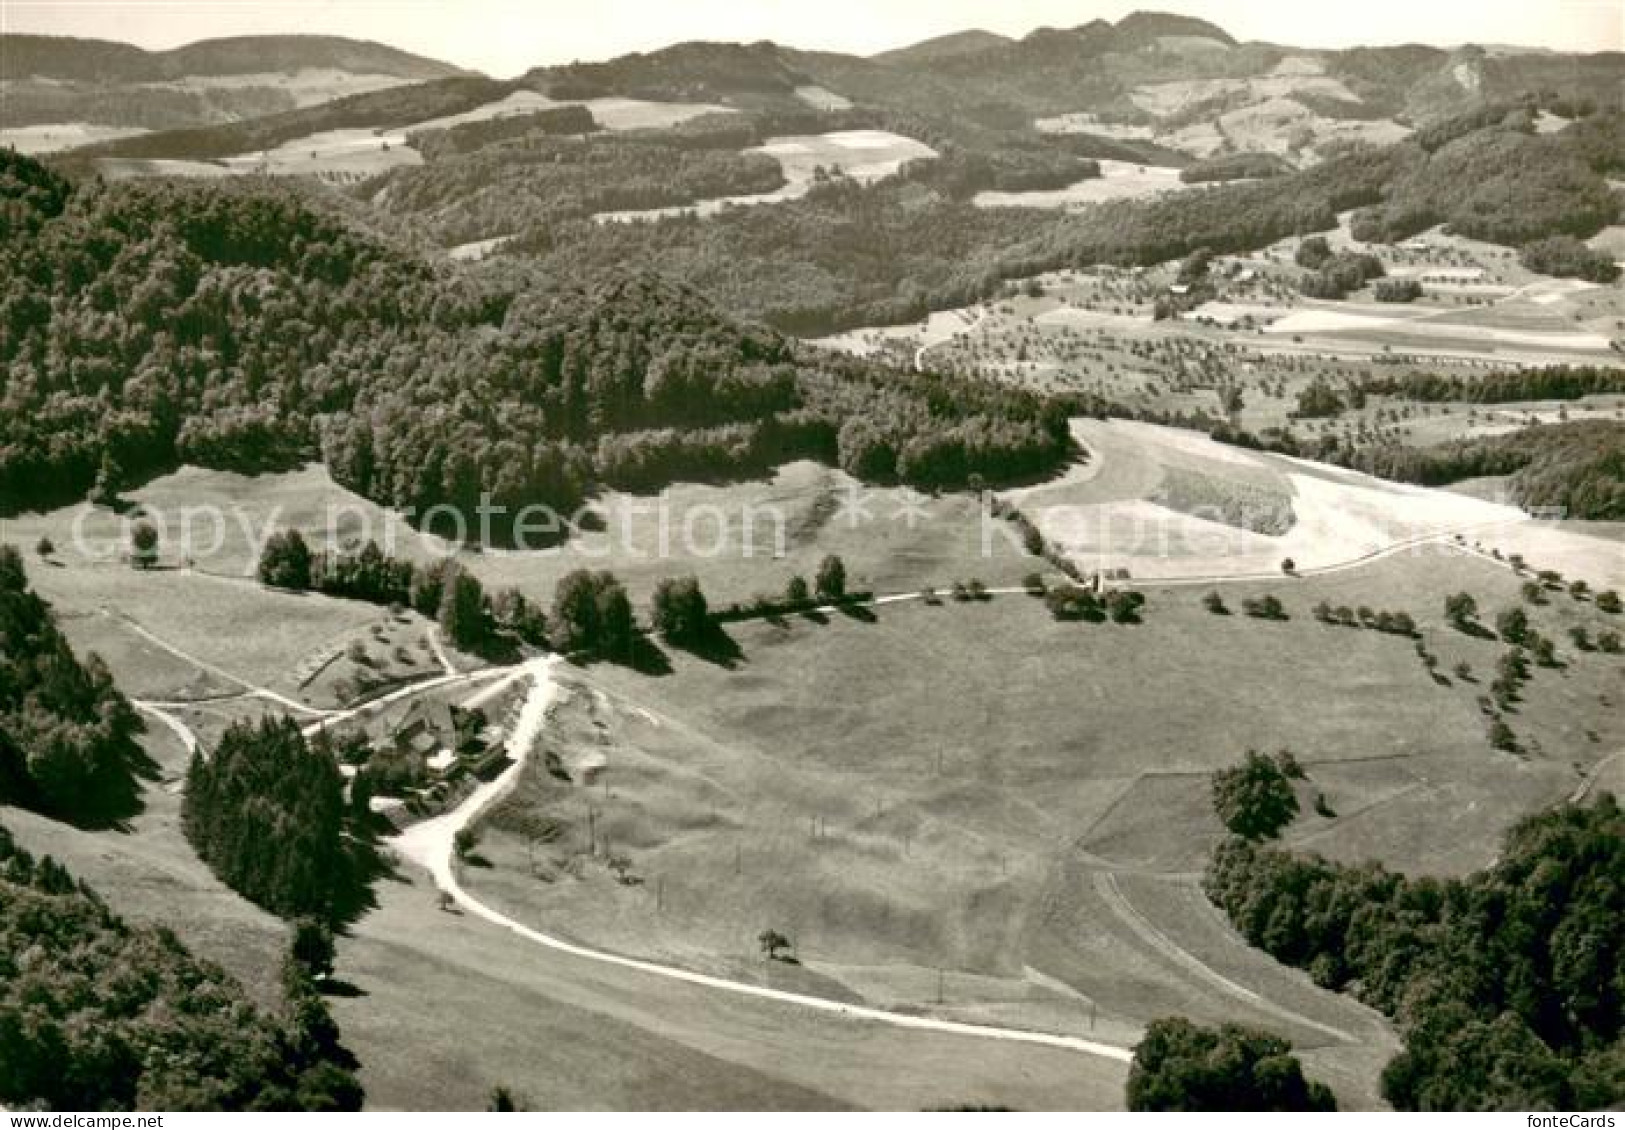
391 655 1134 1065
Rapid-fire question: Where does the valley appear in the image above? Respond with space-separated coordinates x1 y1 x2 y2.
2 4 1623 1115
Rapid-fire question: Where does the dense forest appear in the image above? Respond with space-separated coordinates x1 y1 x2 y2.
183 715 372 924
0 147 1068 534
1205 795 1623 1109
1126 1018 1336 1111
500 139 1405 335
0 824 363 1110
1178 152 1292 184
0 547 145 824
359 101 1622 335
1215 420 1625 521
1350 109 1622 246
1361 365 1625 405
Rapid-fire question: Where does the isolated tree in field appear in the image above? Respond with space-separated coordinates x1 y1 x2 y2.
34 536 53 558
1243 594 1286 620
1127 1018 1336 1111
758 929 792 962
550 569 632 657
1202 591 1228 615
129 520 159 569
814 555 847 602
1496 607 1530 644
1444 592 1479 629
1596 590 1621 614
438 567 489 651
784 575 810 605
259 528 313 590
1211 750 1299 841
651 576 710 643
1105 589 1145 624
1488 719 1518 752
488 1087 525 1112
1597 630 1621 653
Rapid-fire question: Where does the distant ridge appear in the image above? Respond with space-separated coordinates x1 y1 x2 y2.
871 30 1013 67
0 33 470 83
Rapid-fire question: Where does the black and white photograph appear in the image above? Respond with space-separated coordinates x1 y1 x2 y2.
0 0 1621 1114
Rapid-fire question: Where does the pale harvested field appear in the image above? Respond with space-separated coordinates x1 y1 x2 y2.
152 68 416 108
0 122 150 154
1007 420 1549 581
598 130 937 223
974 160 1187 210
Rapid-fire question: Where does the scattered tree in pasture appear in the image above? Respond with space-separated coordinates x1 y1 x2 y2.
651 576 711 644
1211 751 1299 841
259 528 313 590
1496 607 1530 644
814 555 847 602
758 929 792 962
1444 591 1479 630
129 520 159 569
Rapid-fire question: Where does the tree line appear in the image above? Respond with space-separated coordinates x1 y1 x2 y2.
0 150 1071 534
0 823 363 1110
1204 794 1624 1109
0 547 145 825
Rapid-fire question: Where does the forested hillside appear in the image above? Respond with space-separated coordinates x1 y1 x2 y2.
1219 421 1625 521
501 138 1405 334
1205 796 1624 1110
0 547 145 825
0 149 1068 533
0 824 363 1110
397 103 1612 335
0 34 466 134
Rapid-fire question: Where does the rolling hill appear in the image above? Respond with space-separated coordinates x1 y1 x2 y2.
0 33 468 150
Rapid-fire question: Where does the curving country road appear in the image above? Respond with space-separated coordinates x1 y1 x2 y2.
391 655 1135 1065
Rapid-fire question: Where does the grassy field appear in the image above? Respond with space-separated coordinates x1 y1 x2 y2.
974 161 1189 210
599 130 937 222
4 429 1618 1109
4 459 1041 615
1005 419 1546 582
464 542 1620 1107
2 714 1129 1111
0 122 152 155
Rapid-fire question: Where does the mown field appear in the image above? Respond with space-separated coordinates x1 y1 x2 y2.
4 429 1620 1110
465 540 1622 1108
